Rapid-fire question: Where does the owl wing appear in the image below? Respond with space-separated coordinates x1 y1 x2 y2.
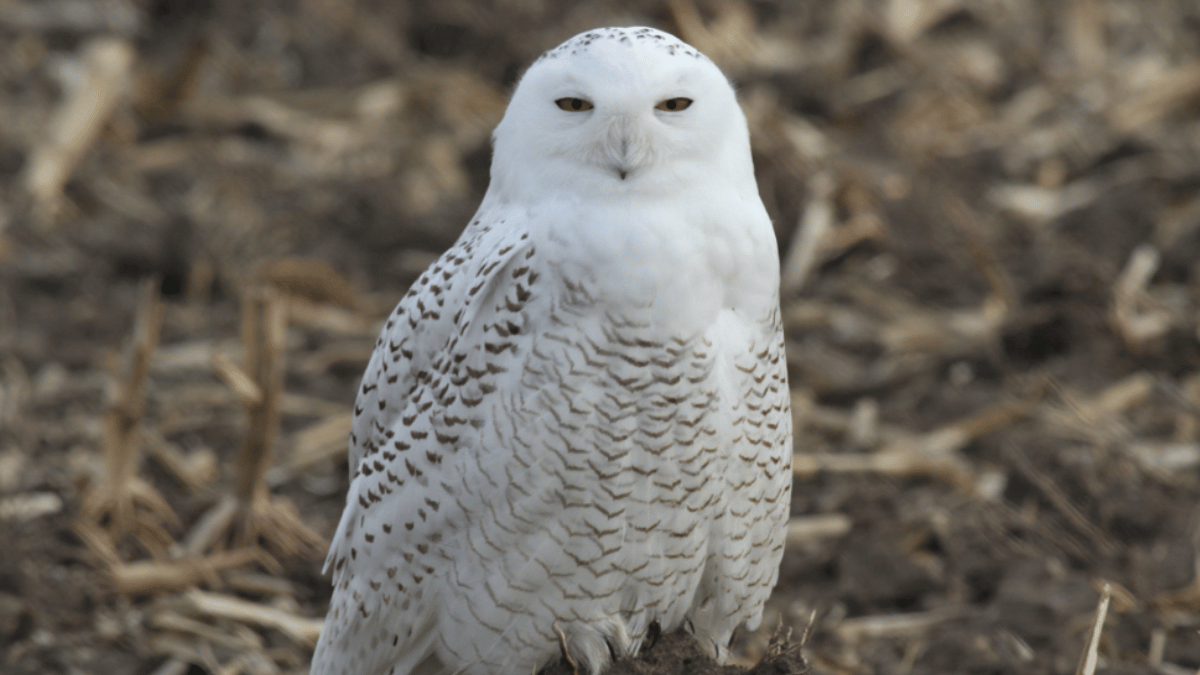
344 223 517 477
712 301 792 638
311 210 541 675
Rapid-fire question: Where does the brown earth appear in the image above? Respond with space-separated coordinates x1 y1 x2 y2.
3 1 1200 674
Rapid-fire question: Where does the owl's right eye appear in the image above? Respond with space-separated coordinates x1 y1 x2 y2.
555 98 594 112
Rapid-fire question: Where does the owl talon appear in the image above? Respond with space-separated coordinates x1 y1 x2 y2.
553 621 580 675
644 619 662 651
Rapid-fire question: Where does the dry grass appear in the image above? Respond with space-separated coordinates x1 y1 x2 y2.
2 0 1200 673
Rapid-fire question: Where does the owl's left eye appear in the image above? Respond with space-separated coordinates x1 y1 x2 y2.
655 98 693 111
555 98 593 112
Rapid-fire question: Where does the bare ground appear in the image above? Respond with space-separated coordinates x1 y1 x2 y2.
3 1 1200 674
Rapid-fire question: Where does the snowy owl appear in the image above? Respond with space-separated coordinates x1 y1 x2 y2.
311 26 791 675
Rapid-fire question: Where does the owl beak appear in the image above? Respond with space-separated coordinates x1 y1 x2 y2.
613 136 630 179
606 115 639 180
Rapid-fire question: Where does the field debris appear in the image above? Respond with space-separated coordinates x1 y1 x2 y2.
3 1 1200 674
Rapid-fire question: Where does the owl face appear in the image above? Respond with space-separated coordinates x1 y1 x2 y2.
490 27 755 201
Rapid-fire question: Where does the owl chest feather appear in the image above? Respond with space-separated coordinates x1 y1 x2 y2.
519 190 777 338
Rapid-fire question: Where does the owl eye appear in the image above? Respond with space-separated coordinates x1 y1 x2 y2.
655 97 693 111
555 98 593 112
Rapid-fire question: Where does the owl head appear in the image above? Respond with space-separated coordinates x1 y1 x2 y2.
488 27 757 202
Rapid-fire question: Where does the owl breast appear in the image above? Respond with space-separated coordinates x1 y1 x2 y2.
427 222 790 672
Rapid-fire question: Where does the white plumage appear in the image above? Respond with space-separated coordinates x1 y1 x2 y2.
310 26 792 675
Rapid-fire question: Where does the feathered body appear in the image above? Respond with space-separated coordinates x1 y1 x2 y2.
311 27 791 675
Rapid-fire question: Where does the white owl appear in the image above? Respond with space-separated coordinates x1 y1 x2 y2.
310 26 792 675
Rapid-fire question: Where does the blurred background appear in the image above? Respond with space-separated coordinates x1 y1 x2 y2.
3 0 1200 673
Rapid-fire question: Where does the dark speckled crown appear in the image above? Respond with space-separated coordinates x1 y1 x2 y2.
536 26 705 63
